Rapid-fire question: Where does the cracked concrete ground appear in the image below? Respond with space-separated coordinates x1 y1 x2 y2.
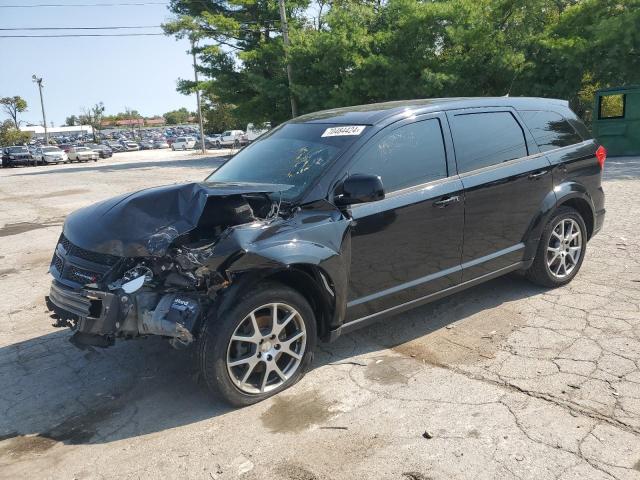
0 151 638 480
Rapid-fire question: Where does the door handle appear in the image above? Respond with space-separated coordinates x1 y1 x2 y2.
433 195 460 207
528 170 548 180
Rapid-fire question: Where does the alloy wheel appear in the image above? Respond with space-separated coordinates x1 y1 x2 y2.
547 218 582 279
226 303 307 394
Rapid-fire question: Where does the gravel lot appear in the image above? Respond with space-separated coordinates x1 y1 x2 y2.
0 151 638 480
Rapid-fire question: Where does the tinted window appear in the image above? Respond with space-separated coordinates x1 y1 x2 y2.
450 111 528 173
349 119 447 192
599 94 625 119
519 110 582 152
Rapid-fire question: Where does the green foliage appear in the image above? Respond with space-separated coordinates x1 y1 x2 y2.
163 107 194 125
166 0 640 126
1 96 28 129
0 120 31 146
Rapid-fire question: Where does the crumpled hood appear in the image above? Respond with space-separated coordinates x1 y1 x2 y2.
63 181 291 257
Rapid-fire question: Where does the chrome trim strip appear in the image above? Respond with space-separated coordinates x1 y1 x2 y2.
345 262 523 327
347 243 524 308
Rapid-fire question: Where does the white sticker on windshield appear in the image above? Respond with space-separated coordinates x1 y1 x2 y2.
321 125 366 137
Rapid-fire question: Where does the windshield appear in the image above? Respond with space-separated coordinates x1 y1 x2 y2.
206 123 366 201
8 147 28 153
76 147 89 151
42 147 59 152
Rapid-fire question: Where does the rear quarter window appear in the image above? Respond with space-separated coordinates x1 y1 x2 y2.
518 110 583 152
449 111 528 173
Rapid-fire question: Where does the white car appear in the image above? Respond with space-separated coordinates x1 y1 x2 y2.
33 146 68 165
215 130 246 148
67 146 99 162
172 136 197 150
246 123 271 142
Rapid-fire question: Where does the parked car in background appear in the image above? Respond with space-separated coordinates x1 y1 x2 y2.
139 140 154 150
2 146 33 167
33 146 68 165
153 139 170 149
121 141 140 151
104 141 125 153
85 143 113 159
57 144 73 153
67 146 99 162
246 123 271 143
216 130 245 148
172 136 197 150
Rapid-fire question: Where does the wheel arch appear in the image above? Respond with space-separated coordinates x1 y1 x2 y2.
553 181 596 239
205 264 336 342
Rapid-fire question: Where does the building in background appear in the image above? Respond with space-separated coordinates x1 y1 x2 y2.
20 124 93 139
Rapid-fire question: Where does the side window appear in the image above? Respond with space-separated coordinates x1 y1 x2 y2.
449 111 528 173
349 118 447 192
519 110 582 152
599 94 625 119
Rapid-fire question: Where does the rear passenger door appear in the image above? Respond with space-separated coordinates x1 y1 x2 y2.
446 108 552 280
344 114 464 321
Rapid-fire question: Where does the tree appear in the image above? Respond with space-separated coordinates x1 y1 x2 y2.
165 0 640 126
65 115 78 126
202 96 239 132
80 102 105 141
163 107 192 125
0 120 31 146
1 96 28 129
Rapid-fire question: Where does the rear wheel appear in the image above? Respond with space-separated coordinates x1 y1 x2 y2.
198 282 316 406
526 206 587 288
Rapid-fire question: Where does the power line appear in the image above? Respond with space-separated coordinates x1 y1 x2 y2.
0 26 162 30
0 2 167 7
0 33 166 37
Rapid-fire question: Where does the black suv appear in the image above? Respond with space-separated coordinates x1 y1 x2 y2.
46 97 605 405
2 145 33 167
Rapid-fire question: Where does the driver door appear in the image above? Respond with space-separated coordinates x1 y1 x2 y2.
343 114 464 322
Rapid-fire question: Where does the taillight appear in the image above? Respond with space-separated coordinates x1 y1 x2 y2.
595 145 607 169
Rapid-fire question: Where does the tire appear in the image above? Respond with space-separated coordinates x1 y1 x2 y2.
526 206 587 288
215 141 221 149
233 139 240 149
197 282 317 407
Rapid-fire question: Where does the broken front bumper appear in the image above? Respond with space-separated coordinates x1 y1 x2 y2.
46 280 121 347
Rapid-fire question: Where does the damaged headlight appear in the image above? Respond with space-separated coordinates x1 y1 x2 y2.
109 265 153 293
147 226 180 256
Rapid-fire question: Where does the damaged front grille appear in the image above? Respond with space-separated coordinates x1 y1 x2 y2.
59 233 120 266
50 233 121 287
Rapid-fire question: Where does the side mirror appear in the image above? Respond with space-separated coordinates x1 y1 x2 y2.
334 174 385 206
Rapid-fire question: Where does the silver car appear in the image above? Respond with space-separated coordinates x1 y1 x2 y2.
33 146 68 165
67 146 99 162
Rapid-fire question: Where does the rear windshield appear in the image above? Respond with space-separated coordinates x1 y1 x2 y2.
42 147 60 152
206 123 367 201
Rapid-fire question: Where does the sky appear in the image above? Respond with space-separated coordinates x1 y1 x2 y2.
0 1 195 127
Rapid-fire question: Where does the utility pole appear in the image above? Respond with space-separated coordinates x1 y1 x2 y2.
32 75 49 145
191 37 206 154
278 0 297 118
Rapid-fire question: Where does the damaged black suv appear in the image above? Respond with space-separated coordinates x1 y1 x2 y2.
46 97 605 405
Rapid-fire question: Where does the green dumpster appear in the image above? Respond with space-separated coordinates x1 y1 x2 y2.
593 85 640 156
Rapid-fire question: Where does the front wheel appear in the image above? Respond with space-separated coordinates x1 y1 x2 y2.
197 282 317 406
526 206 587 288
